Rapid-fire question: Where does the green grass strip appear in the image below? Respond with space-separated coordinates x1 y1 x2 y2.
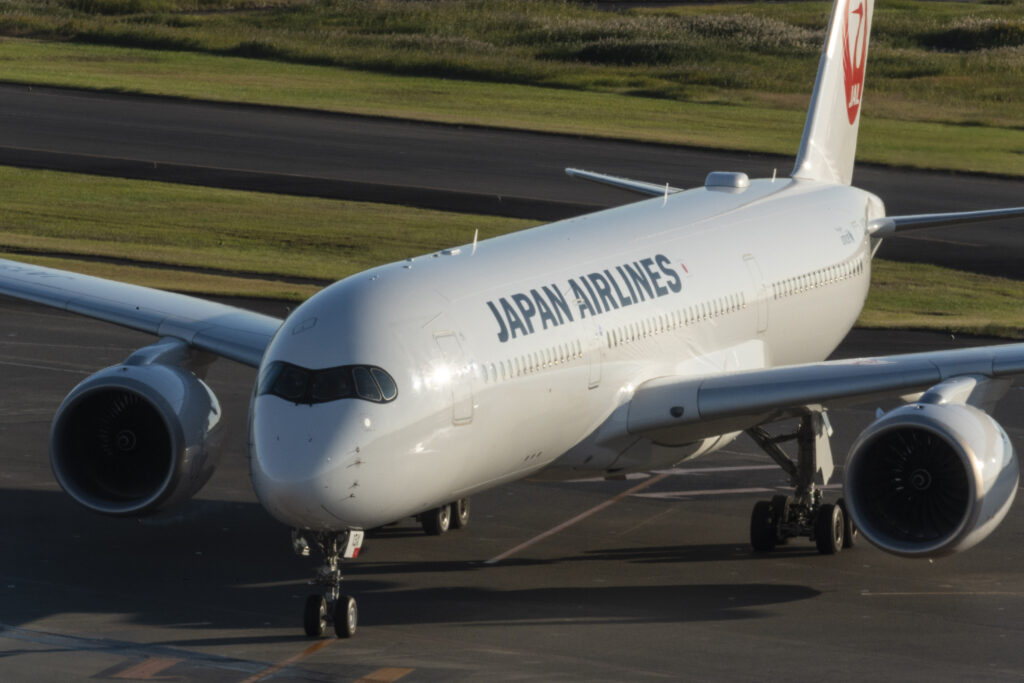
864 260 1024 339
0 165 1020 337
0 165 534 288
2 38 1023 176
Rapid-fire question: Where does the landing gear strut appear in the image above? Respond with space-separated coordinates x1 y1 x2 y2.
293 529 364 638
746 409 856 555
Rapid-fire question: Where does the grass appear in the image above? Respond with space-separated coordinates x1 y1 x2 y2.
0 165 1020 338
864 260 1024 339
0 165 535 298
0 1 1022 175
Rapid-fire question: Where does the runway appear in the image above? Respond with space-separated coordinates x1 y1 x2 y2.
3 297 1024 681
2 83 1023 277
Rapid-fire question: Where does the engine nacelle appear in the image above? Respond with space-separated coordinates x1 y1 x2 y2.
843 402 1019 558
50 350 223 516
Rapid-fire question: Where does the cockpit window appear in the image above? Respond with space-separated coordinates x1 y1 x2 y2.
370 368 398 401
273 365 309 402
259 362 397 405
310 367 354 402
353 366 382 401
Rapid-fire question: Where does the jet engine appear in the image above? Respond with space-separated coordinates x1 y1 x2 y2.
50 339 223 516
843 401 1018 558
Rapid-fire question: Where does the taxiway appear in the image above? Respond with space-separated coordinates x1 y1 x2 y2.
2 298 1024 681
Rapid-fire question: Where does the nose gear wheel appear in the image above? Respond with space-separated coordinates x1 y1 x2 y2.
294 530 359 638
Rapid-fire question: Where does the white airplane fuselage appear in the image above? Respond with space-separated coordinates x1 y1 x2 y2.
250 177 882 531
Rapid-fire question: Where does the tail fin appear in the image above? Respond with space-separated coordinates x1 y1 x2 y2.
791 0 874 185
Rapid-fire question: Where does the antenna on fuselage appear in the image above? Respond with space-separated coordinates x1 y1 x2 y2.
472 228 479 255
663 182 669 206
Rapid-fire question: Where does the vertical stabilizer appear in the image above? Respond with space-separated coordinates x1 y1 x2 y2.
791 0 874 185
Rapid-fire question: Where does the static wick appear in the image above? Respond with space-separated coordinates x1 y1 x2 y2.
472 228 479 255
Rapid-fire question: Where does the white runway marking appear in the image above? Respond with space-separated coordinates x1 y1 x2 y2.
634 487 775 500
486 471 673 564
569 464 779 483
0 359 90 375
654 465 779 475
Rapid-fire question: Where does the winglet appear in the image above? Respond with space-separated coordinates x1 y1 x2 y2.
791 0 874 186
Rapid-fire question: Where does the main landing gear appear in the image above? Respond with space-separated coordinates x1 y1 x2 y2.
745 409 857 555
419 497 470 536
293 529 364 638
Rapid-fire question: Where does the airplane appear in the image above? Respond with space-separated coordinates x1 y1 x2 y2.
3 0 1024 640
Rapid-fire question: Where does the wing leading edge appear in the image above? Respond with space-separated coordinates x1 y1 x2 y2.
627 342 1024 443
0 257 282 367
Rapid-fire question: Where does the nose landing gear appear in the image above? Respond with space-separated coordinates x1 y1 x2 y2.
293 529 364 638
746 409 857 554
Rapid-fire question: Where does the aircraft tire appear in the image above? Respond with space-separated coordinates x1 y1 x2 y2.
421 505 451 535
333 595 358 638
837 498 857 548
814 503 844 555
770 495 792 545
750 500 777 552
303 594 327 637
451 498 470 530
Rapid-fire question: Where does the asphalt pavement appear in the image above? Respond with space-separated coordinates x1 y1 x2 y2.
3 299 1024 681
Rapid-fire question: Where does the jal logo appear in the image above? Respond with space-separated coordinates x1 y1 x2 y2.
842 0 868 125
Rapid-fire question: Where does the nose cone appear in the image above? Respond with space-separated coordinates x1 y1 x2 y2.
249 271 436 531
249 395 366 530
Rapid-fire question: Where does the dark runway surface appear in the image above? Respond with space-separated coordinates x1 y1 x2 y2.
3 297 1024 681
2 83 1023 278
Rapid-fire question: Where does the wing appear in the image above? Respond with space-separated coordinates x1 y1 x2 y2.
627 342 1024 442
0 257 282 367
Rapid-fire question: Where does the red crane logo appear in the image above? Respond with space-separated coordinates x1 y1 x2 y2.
842 1 868 125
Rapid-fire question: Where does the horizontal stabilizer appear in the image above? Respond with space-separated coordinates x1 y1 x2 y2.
868 206 1024 237
565 168 682 197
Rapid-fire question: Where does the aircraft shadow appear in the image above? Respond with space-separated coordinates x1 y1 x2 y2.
2 488 820 639
352 582 819 628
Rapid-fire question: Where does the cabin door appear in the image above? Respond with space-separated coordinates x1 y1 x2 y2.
743 254 769 334
434 331 474 425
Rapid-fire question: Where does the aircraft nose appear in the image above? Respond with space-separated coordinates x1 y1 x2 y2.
249 396 365 529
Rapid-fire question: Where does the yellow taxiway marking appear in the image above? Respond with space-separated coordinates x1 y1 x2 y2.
485 471 673 564
237 639 334 683
112 657 180 679
356 667 415 682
